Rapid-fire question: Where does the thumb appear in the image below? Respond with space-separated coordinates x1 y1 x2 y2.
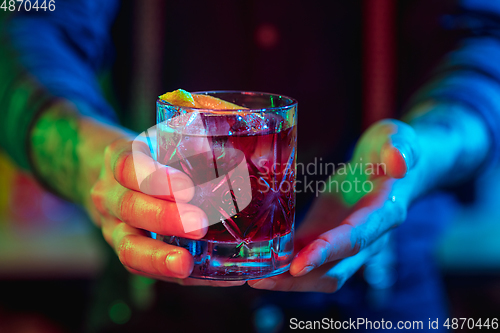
108 133 195 202
380 120 419 178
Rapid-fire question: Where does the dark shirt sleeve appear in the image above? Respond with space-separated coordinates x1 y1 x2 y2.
408 0 500 170
0 0 120 170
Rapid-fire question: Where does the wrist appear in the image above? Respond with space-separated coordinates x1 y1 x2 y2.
77 116 134 196
29 100 131 205
404 100 491 195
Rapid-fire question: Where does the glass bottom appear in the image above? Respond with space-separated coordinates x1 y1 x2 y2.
155 231 294 281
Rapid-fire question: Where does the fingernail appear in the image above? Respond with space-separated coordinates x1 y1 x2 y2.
166 251 190 277
171 177 190 193
251 279 276 290
293 265 314 277
181 212 208 236
393 143 412 170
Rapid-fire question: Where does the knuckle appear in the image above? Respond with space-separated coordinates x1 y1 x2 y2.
89 182 108 217
105 139 131 181
113 152 131 185
352 242 363 256
119 190 136 224
351 232 366 256
117 234 134 268
90 182 101 206
315 237 335 260
106 139 123 155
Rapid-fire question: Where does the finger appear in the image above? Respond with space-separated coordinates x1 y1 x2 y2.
289 193 405 276
249 263 339 293
103 185 208 238
379 120 419 178
101 216 194 278
292 187 351 250
249 235 387 293
353 120 419 179
177 279 246 287
315 233 388 289
108 138 195 202
124 267 245 287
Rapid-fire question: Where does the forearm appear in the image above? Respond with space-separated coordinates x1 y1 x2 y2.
404 100 491 200
29 100 133 206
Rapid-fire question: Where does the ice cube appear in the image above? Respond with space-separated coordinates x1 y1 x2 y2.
229 112 269 134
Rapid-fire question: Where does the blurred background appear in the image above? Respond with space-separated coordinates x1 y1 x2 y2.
1 0 500 332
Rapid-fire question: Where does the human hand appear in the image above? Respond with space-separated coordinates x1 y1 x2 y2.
249 119 421 292
87 137 244 287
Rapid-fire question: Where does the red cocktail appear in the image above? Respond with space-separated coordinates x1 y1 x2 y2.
155 91 297 280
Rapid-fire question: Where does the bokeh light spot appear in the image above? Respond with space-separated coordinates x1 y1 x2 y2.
255 23 279 49
109 300 131 325
253 304 284 333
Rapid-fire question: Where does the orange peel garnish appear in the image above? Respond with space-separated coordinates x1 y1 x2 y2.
159 89 248 112
159 89 196 108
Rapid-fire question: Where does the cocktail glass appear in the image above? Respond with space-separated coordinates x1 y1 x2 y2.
154 91 297 280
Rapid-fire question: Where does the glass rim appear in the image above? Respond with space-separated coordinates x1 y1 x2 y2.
156 90 297 113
